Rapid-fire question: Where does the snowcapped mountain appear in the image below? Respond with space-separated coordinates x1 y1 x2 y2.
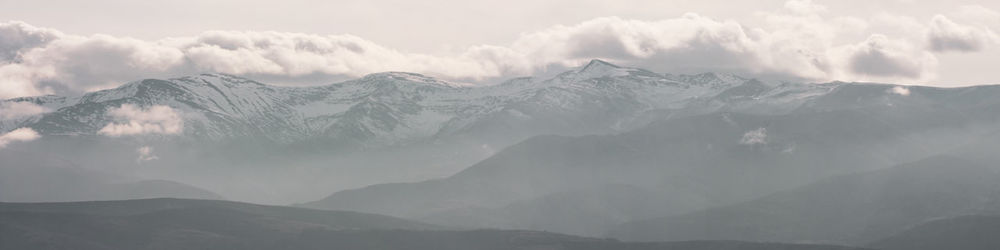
11 59 976 204
1 59 774 148
4 59 816 204
300 80 1000 238
4 59 999 206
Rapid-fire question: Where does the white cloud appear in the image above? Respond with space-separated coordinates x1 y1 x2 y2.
0 101 49 119
783 0 828 15
0 127 40 148
136 145 159 162
0 2 998 99
0 21 61 63
842 34 938 79
890 86 911 96
927 15 998 52
740 128 768 145
98 104 183 137
950 5 1000 28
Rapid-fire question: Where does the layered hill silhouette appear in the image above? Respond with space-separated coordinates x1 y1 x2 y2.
0 198 871 250
609 155 1000 245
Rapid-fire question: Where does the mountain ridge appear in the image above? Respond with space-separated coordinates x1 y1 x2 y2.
5 59 1000 205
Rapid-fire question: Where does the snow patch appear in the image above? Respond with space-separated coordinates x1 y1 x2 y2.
740 128 768 145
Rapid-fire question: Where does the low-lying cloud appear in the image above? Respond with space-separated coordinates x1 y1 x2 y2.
890 86 911 96
0 101 48 119
0 127 40 148
0 1 997 99
136 145 159 162
98 104 183 137
740 128 769 145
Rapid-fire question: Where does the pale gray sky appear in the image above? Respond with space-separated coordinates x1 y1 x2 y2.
0 0 998 98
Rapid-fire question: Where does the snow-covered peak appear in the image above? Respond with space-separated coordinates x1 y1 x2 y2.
579 59 621 72
573 59 635 79
0 64 868 147
357 72 462 88
544 59 662 85
665 72 748 88
173 73 267 87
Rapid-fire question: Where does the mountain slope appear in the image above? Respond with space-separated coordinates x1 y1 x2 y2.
0 198 441 229
5 61 1000 206
0 198 874 250
303 86 1000 235
868 215 1000 250
0 198 442 250
1 60 777 204
1 60 755 146
608 155 1000 245
0 149 222 202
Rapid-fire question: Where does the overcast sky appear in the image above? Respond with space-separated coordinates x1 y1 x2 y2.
1 0 998 98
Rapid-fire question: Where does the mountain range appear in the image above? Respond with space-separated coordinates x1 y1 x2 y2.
301 81 1000 237
0 198 873 250
2 59 828 204
4 59 1000 248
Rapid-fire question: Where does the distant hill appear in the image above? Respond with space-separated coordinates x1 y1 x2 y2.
609 156 1000 245
304 91 1000 236
0 198 871 250
0 149 223 202
868 215 1000 250
0 198 442 250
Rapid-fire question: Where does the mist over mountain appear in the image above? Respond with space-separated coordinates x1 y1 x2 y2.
4 0 1000 248
301 78 1000 236
0 148 222 202
4 59 1000 249
2 59 802 204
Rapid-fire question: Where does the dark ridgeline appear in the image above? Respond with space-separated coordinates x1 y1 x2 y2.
868 215 1000 250
0 198 871 250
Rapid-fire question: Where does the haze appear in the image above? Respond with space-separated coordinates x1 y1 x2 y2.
2 1 1000 250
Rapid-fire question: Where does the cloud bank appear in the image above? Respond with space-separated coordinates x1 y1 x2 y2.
0 127 40 148
0 1 997 99
98 104 183 137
